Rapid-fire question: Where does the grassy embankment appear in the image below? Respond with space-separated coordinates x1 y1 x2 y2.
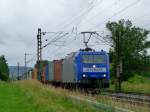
0 80 149 112
0 81 111 112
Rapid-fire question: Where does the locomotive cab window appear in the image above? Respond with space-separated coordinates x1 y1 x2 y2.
93 55 106 63
82 55 93 63
82 54 106 63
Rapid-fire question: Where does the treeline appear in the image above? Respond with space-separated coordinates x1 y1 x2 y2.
0 55 9 81
107 19 150 83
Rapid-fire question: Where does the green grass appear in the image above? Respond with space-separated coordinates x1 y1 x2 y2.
0 81 107 112
110 75 150 94
0 82 36 112
127 75 150 84
110 83 150 94
122 75 150 94
121 82 150 94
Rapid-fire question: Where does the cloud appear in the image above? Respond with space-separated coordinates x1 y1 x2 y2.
0 0 149 67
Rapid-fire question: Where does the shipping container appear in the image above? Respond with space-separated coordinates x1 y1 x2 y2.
36 61 48 81
28 69 33 80
36 62 41 80
40 61 53 81
41 66 46 82
48 61 54 81
62 52 76 83
32 67 37 80
54 60 63 81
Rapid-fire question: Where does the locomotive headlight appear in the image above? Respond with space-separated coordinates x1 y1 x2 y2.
103 74 106 77
93 65 96 68
83 74 86 77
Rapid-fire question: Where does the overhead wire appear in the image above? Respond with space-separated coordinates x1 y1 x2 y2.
82 0 119 28
90 0 141 30
46 31 112 60
26 54 37 64
36 2 97 61
43 30 78 59
47 33 82 59
42 26 80 59
49 31 112 59
42 24 81 50
42 0 99 55
42 33 69 49
58 0 98 31
37 0 142 61
53 0 94 30
75 0 99 28
92 33 112 46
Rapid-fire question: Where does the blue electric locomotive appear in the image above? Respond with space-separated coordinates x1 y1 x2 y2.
75 50 110 88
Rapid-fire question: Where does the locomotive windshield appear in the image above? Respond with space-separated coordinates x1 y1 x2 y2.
82 54 106 63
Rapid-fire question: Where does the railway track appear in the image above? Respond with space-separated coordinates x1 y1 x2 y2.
70 95 134 112
102 92 150 105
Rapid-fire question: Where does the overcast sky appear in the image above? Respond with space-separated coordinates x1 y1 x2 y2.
0 0 150 67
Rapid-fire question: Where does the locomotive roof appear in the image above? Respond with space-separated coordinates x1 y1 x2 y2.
78 50 107 55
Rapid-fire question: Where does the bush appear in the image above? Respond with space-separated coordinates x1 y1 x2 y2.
127 74 150 84
1 73 9 81
0 55 9 81
141 72 150 78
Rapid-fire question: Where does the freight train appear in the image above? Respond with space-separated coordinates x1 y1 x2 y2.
32 49 110 91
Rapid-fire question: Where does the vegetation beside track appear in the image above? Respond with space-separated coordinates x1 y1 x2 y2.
110 75 150 94
0 81 110 112
122 83 150 93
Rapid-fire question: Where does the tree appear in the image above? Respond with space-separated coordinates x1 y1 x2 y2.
0 55 9 81
106 19 150 91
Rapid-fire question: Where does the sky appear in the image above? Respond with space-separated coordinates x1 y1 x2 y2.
0 0 150 67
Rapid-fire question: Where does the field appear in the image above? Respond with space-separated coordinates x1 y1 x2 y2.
0 81 109 112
